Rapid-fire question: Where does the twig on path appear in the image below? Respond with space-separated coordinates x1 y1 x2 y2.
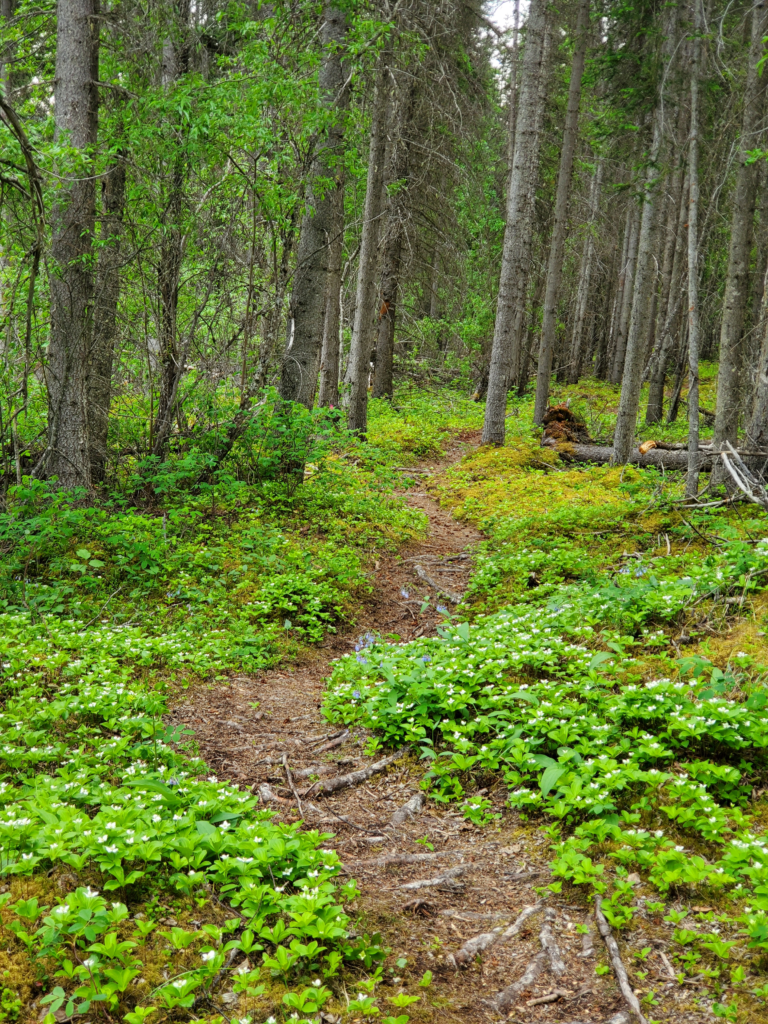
282 753 304 820
527 988 572 1006
317 798 386 836
453 901 542 967
256 782 291 804
595 897 649 1024
306 728 347 747
414 563 462 604
355 850 463 869
302 748 407 797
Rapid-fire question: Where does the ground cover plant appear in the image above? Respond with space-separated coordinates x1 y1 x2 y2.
324 438 768 1020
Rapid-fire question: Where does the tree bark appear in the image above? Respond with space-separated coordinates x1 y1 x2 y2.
281 5 349 408
344 51 391 433
533 0 589 422
317 210 344 408
568 156 602 383
713 1 768 477
87 135 126 484
372 81 416 400
686 0 703 497
614 7 678 465
544 441 718 472
152 1 190 459
645 169 689 423
482 0 549 445
44 0 100 487
609 200 640 384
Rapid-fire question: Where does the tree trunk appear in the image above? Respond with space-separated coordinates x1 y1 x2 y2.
344 51 391 434
482 0 549 445
686 0 703 497
533 0 589 422
613 4 678 466
317 208 344 407
281 5 349 408
568 156 602 383
372 81 416 400
152 2 190 459
645 169 689 423
713 1 768 477
546 441 717 472
609 200 640 384
87 137 126 484
44 0 99 487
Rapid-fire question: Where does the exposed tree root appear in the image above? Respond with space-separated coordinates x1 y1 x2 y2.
453 901 542 966
398 863 471 890
595 897 648 1024
302 748 406 796
414 563 462 604
493 950 547 1011
390 791 425 825
540 905 565 976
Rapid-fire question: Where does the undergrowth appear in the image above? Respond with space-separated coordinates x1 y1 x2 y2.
325 435 768 1020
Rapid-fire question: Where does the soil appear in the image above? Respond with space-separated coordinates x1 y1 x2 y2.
173 438 712 1024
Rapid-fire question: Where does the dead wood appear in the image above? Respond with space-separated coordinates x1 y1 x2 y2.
390 791 426 826
453 901 542 966
397 863 471 890
543 439 717 471
595 897 649 1024
282 753 304 820
527 988 573 1006
414 563 462 604
721 440 768 508
302 748 406 797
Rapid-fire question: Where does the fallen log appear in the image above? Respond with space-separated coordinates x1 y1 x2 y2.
543 440 716 471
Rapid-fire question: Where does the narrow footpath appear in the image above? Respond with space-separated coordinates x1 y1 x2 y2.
171 441 697 1024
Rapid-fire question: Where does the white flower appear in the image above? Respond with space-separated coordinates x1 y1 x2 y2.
201 950 216 962
152 814 162 823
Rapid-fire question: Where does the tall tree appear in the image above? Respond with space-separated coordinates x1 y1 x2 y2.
613 9 677 465
281 5 349 408
343 48 391 433
151 0 191 458
533 0 589 423
482 0 549 445
87 124 126 484
567 157 602 383
371 78 417 399
686 0 703 497
42 0 100 487
712 2 768 480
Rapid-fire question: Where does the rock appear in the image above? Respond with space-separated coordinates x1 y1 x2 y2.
221 992 238 1005
627 872 641 886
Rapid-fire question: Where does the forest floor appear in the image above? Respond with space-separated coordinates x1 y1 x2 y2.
175 436 712 1024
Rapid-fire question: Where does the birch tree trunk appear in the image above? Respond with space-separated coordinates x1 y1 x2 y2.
281 5 349 408
344 51 391 434
482 0 549 445
44 0 99 487
87 138 126 484
713 1 768 479
567 157 602 383
533 0 589 422
686 0 703 497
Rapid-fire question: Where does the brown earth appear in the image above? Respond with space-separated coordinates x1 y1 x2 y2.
173 439 713 1024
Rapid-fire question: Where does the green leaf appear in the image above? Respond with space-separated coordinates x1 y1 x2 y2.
540 765 567 796
76 549 91 560
196 820 217 835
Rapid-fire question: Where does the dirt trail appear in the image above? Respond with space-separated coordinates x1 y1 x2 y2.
172 439 652 1024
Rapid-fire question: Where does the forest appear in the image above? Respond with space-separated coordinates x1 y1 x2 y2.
6 1 768 1023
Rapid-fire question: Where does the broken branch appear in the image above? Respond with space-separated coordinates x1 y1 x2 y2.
302 748 407 797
